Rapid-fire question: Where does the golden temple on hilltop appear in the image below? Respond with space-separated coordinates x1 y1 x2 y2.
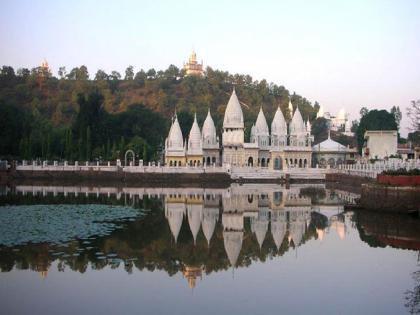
183 50 204 76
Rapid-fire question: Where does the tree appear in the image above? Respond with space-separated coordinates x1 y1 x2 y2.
351 120 359 133
390 106 402 129
58 67 67 79
356 109 398 153
110 71 121 81
125 66 134 80
146 68 156 79
311 117 329 143
86 126 91 161
134 69 146 86
177 111 193 139
407 100 420 132
95 69 108 81
66 66 89 80
359 107 369 118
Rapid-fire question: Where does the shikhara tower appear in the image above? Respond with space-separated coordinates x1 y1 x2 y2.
165 89 314 169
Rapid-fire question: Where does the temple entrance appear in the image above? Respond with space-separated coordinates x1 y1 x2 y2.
248 157 253 166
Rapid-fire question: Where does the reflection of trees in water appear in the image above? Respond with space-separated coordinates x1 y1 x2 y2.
353 211 420 314
0 202 325 276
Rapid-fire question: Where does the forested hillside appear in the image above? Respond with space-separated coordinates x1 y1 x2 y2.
0 64 320 161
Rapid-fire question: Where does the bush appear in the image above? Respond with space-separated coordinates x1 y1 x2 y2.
381 168 420 176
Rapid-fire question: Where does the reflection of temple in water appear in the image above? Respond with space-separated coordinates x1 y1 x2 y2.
163 185 349 270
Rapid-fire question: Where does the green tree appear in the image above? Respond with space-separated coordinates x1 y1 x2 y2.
311 117 329 143
360 107 369 118
177 111 193 139
86 126 91 161
95 69 109 81
125 66 134 80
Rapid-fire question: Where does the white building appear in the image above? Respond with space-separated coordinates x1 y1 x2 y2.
312 133 357 167
317 106 349 133
165 89 314 169
362 130 398 159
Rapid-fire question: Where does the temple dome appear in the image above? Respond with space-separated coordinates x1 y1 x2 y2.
289 221 305 246
312 135 347 152
223 89 244 129
289 106 306 134
288 100 294 116
316 105 324 118
251 218 268 249
202 110 217 146
187 204 202 244
337 108 346 120
167 115 184 149
255 107 269 135
165 203 185 243
271 107 287 136
201 208 218 245
271 220 287 250
223 231 243 267
187 114 202 155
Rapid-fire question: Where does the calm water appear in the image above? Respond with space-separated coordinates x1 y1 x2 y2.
0 184 419 315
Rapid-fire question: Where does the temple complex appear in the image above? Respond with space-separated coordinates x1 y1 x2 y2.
164 89 314 169
183 50 204 76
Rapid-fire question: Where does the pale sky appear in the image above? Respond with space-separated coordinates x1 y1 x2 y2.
1 0 419 135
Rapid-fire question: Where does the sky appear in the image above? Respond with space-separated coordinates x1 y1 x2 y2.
1 0 419 135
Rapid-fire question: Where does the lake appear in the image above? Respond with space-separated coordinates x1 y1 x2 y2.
0 184 419 314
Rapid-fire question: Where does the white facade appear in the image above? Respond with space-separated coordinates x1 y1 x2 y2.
363 130 398 159
164 89 314 168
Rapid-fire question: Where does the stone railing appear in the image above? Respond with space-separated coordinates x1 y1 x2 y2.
15 160 228 174
333 159 420 179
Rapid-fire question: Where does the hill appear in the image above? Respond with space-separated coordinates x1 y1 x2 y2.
0 64 321 161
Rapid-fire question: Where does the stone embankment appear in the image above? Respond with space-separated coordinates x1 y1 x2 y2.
360 184 420 214
3 163 328 185
327 172 420 213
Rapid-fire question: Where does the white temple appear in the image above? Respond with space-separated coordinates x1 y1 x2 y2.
165 89 314 169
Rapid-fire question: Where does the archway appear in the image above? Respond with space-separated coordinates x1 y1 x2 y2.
299 159 302 168
212 157 216 165
206 157 211 165
248 157 253 167
125 150 135 166
169 160 173 167
294 158 298 166
304 159 307 168
261 158 266 167
328 158 335 167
